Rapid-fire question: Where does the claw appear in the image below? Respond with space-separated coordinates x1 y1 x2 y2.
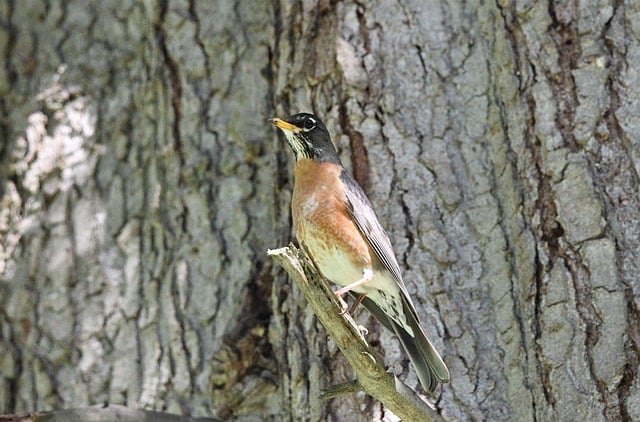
336 294 349 313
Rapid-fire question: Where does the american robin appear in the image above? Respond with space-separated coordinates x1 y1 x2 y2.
270 112 450 393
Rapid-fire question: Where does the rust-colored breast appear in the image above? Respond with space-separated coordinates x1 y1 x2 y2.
292 159 372 282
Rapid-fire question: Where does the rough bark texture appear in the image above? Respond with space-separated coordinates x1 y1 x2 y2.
0 1 638 421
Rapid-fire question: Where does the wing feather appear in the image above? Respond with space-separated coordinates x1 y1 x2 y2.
340 171 417 310
341 170 450 392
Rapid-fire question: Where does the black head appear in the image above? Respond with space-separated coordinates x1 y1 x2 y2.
270 113 340 163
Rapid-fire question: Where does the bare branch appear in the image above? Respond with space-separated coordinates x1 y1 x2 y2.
268 245 440 422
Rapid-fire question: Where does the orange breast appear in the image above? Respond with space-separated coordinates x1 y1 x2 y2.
292 159 372 284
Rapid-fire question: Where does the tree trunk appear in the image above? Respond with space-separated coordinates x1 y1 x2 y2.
1 1 638 421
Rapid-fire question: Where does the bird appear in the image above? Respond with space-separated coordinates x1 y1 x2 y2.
270 112 450 393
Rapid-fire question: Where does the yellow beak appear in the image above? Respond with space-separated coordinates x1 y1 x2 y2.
270 117 301 132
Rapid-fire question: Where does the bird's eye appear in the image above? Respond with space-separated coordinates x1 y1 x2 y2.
303 117 316 132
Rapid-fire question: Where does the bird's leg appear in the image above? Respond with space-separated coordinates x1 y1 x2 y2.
334 267 373 297
335 269 372 314
348 294 366 314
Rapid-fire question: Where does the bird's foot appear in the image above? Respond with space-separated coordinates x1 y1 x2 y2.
355 324 368 336
336 294 349 313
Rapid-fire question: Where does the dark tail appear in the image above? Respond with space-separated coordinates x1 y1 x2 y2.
358 295 449 393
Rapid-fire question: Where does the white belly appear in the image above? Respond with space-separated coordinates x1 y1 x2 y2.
303 232 413 336
304 233 363 288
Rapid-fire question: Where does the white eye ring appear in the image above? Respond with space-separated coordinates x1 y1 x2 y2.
303 117 316 132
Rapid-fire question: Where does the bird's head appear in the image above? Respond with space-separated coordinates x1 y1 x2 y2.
270 113 340 163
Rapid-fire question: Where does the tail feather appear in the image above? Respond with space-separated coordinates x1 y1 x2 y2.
357 295 449 393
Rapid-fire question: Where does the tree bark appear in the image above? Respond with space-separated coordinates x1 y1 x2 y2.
0 1 638 421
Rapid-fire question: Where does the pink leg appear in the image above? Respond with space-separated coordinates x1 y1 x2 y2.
334 268 373 297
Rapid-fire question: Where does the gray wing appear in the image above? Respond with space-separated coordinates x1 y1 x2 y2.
341 171 450 392
340 171 415 302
